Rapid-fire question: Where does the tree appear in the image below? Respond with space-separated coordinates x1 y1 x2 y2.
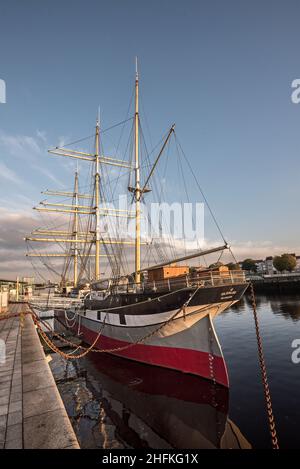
227 262 241 271
241 258 257 272
273 254 296 272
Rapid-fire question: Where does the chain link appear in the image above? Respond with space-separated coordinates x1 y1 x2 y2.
32 314 106 359
34 286 205 358
34 302 188 358
1 290 203 361
250 282 279 449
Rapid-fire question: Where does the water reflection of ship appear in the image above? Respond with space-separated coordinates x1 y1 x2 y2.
219 295 247 315
269 296 300 322
243 293 300 322
84 353 251 449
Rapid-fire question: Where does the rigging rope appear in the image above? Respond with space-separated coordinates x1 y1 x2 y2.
174 133 228 246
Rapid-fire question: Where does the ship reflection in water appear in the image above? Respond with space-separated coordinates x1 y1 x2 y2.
49 352 250 449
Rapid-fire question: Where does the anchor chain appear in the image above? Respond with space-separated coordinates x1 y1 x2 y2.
250 282 279 450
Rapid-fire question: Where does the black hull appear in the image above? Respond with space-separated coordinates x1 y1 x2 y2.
84 283 248 316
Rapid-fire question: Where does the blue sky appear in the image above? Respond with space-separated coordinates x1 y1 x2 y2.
1 0 300 277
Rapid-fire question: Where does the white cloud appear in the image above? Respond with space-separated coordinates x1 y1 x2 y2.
0 133 41 156
0 128 69 189
30 164 65 188
229 240 300 260
142 236 300 264
36 130 47 143
0 161 23 185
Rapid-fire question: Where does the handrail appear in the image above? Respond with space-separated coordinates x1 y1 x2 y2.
109 270 246 294
27 270 246 300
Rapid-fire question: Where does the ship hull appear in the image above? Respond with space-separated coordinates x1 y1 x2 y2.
77 308 229 386
57 283 248 387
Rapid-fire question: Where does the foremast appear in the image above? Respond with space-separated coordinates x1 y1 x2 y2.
25 170 91 288
95 114 101 280
134 58 141 284
38 114 134 283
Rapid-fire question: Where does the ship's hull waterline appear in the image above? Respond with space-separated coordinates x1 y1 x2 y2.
55 282 248 387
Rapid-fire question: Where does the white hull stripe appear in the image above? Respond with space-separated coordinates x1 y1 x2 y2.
84 303 211 327
74 301 234 353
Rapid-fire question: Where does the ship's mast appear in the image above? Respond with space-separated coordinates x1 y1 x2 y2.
95 113 101 280
27 60 176 285
134 57 141 284
73 170 79 287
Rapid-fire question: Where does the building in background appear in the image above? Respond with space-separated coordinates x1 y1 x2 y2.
265 256 276 275
255 259 265 274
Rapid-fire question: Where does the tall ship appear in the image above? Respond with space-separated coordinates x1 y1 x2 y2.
26 61 248 387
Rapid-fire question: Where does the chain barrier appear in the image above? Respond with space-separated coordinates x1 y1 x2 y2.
4 288 202 360
32 314 107 360
34 301 193 358
1 307 185 358
250 282 279 449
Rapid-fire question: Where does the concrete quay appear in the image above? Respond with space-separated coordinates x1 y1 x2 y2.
0 303 79 449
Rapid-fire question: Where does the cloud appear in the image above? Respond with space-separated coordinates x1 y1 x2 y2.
0 129 66 187
0 209 37 250
0 208 36 279
229 240 300 261
30 164 65 188
0 205 299 281
139 236 300 267
0 161 23 184
36 130 47 143
0 207 65 281
0 132 41 157
0 129 94 280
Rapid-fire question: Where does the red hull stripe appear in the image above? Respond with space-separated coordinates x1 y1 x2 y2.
80 324 229 387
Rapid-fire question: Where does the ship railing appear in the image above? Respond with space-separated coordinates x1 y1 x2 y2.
111 270 246 294
28 296 82 310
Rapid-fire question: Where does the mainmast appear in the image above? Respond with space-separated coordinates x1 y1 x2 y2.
95 114 101 280
73 170 79 287
134 57 141 284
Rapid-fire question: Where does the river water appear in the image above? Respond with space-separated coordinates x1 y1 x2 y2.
49 293 300 449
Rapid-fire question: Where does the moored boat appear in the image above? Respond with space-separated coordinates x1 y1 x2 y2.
59 268 247 387
27 60 248 386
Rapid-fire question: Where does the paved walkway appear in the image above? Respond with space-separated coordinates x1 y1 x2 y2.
0 303 79 449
